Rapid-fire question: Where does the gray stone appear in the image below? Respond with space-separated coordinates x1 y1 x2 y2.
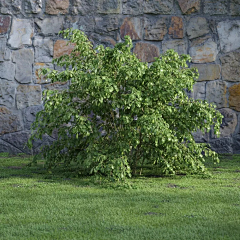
95 16 119 37
42 82 68 91
204 0 228 15
230 0 240 15
4 48 11 61
123 0 143 15
77 16 95 33
144 17 167 41
16 85 42 110
71 0 94 15
0 36 6 61
192 129 209 143
209 137 233 154
0 80 16 108
0 139 22 155
35 17 64 35
12 48 34 84
1 131 32 154
143 0 174 14
24 0 42 13
162 40 187 55
206 81 227 109
96 0 121 14
217 20 240 53
33 37 53 63
211 108 238 138
32 134 56 154
11 0 22 13
22 105 44 130
233 135 240 154
187 17 209 39
0 61 15 81
190 37 218 63
8 19 33 48
191 64 221 81
177 0 200 14
192 82 206 100
33 63 54 84
0 107 23 135
220 51 240 81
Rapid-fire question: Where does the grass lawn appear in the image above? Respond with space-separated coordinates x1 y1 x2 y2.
0 153 239 240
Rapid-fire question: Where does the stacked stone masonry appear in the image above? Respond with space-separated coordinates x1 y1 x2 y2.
1 0 240 154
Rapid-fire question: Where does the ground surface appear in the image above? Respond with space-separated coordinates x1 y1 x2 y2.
0 153 239 240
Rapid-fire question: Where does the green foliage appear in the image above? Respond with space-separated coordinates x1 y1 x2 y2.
28 29 223 181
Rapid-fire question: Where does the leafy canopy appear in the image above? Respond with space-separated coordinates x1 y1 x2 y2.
28 29 223 181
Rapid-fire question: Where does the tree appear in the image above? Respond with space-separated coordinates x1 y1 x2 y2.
28 29 223 181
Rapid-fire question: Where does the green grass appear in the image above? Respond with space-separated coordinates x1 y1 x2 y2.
0 153 239 240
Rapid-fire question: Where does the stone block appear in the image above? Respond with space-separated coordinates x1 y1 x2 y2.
4 48 11 61
233 135 240 154
187 17 209 39
0 61 15 81
42 81 68 91
229 83 240 111
190 37 218 63
35 17 64 35
34 63 54 84
0 107 23 135
89 33 116 48
16 85 42 109
120 17 142 40
0 15 11 34
77 16 95 33
169 17 183 39
192 129 209 143
11 0 22 13
8 19 33 48
96 0 120 14
22 105 44 130
123 0 143 15
206 81 227 109
0 36 6 61
191 64 220 81
143 0 174 14
0 80 16 108
33 37 53 63
45 0 69 15
12 48 34 84
162 40 187 55
1 131 32 154
211 108 238 138
133 42 160 63
204 0 228 15
71 0 94 15
24 0 42 13
217 20 240 53
221 51 240 81
0 139 22 155
95 16 119 38
230 0 240 15
32 134 56 154
209 137 233 154
53 40 76 58
144 17 167 41
177 0 200 14
192 82 206 100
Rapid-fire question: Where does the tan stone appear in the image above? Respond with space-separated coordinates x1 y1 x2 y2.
191 64 221 81
190 37 218 63
133 42 159 63
144 18 167 41
169 16 183 39
177 0 200 14
53 40 76 58
206 81 227 109
34 63 54 84
229 83 240 111
120 17 142 40
220 51 240 81
45 0 69 15
0 15 11 34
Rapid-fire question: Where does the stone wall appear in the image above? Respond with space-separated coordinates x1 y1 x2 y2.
1 0 240 155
